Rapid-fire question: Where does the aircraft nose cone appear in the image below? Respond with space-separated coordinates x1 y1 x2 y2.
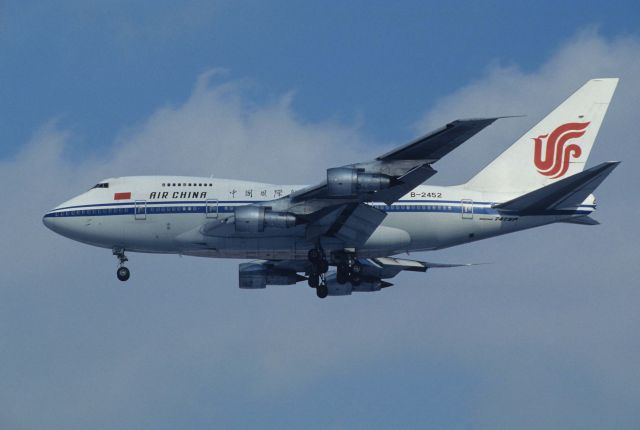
42 212 56 231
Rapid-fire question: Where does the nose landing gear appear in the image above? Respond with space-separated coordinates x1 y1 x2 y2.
117 266 130 282
113 248 130 282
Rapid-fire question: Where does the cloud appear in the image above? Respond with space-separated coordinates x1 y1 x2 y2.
0 68 370 429
106 69 366 183
416 29 640 188
1 31 640 429
411 29 640 429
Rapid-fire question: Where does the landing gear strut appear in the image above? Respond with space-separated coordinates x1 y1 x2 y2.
308 247 329 298
307 248 329 273
308 274 320 288
113 248 130 282
336 264 349 284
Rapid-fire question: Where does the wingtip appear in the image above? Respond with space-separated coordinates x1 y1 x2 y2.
496 114 527 119
590 161 621 172
456 115 526 124
600 160 622 169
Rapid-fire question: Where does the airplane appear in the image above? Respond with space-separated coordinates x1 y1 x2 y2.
43 78 620 298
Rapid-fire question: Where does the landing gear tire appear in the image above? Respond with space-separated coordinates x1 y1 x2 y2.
117 266 130 282
316 284 328 299
336 264 349 284
351 261 363 275
308 274 320 288
350 274 361 286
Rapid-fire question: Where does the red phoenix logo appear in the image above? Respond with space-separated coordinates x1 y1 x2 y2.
533 122 590 178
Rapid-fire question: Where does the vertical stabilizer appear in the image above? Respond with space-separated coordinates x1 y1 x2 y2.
466 78 618 193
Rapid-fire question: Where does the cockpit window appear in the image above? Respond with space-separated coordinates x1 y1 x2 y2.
92 183 109 189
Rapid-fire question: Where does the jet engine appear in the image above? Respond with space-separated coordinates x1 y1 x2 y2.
326 167 393 197
234 205 298 233
238 262 306 289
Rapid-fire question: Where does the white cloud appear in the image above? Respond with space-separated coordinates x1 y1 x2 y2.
417 30 640 187
91 69 365 184
1 31 640 429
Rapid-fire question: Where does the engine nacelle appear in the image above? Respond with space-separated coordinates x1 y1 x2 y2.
326 167 392 197
234 205 298 233
238 262 305 289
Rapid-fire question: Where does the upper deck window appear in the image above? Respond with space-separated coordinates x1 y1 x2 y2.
91 183 109 189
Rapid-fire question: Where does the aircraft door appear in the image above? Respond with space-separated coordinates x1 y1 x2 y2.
205 199 218 218
134 200 147 220
461 199 473 219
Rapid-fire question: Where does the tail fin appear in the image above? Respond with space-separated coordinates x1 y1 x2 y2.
466 78 619 193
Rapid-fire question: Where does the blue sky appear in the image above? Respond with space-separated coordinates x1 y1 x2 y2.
3 0 640 158
2 2 640 429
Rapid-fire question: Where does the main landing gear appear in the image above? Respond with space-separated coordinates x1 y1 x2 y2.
113 248 130 282
336 255 362 286
307 248 329 299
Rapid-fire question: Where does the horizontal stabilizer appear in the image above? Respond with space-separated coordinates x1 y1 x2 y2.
558 215 600 226
495 161 620 213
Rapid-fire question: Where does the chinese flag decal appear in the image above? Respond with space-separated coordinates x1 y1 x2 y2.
114 192 132 200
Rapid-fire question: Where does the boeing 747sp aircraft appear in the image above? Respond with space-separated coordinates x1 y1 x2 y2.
44 79 619 298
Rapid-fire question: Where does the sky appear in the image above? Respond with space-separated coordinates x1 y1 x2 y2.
1 1 640 429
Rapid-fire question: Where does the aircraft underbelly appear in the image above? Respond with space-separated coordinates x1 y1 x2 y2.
113 210 570 259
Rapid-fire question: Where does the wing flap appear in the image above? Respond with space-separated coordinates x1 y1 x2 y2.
369 256 477 278
330 204 387 247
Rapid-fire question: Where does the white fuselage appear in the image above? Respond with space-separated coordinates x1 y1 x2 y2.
43 176 595 260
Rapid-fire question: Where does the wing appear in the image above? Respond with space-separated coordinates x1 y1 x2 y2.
185 117 498 249
376 118 499 161
282 118 499 243
291 117 499 205
238 257 478 294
